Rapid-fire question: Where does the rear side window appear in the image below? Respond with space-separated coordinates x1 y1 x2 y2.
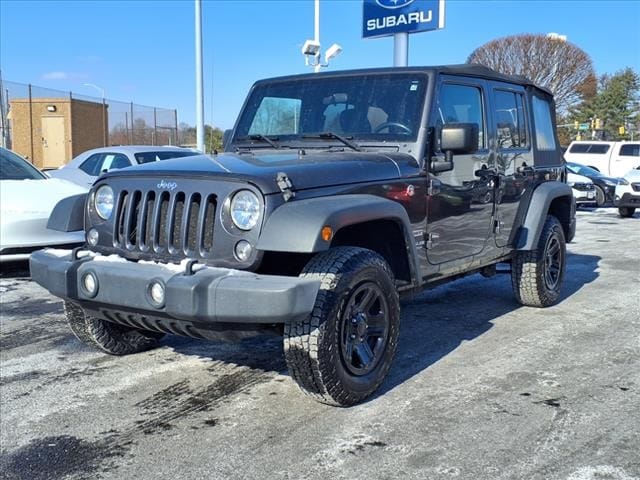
589 144 610 154
493 90 527 149
568 144 590 153
79 154 104 176
619 144 640 156
80 153 130 176
134 151 198 164
531 96 556 151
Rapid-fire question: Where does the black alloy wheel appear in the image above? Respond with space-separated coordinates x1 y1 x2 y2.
340 281 390 376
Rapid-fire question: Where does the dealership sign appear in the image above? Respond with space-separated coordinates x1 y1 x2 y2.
363 0 445 38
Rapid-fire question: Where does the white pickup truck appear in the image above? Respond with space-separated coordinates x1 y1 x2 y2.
564 141 640 178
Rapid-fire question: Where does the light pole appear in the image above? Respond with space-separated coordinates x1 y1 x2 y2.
301 0 342 72
83 83 107 147
195 0 205 153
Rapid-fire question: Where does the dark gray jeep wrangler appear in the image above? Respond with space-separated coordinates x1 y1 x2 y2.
31 65 576 406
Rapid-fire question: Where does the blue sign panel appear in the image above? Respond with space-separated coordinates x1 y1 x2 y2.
363 0 445 39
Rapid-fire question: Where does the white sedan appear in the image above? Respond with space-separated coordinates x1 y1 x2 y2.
0 147 87 262
47 145 199 187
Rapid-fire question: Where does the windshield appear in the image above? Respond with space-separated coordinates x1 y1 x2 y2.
566 162 603 177
234 74 428 146
0 148 47 180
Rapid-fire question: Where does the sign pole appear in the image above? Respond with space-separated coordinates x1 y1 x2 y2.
393 32 408 67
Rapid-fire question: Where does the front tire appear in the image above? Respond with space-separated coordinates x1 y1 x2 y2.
64 301 164 355
594 186 606 207
284 247 400 406
511 215 566 307
619 207 636 218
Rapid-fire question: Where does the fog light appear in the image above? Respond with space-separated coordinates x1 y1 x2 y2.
82 272 98 297
87 228 99 246
148 281 165 307
234 240 253 262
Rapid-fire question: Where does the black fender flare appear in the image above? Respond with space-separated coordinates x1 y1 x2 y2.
514 182 573 250
257 194 421 283
47 193 87 232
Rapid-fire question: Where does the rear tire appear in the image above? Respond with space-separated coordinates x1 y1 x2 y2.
619 207 636 218
284 247 400 406
64 302 164 355
511 215 566 307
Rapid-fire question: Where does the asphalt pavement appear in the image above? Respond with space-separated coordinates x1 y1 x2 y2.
1 208 639 480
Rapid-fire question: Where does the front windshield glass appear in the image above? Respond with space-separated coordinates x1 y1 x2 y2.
0 148 46 180
234 74 428 145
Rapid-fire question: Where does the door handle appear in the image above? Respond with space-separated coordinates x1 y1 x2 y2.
475 165 498 178
516 164 534 175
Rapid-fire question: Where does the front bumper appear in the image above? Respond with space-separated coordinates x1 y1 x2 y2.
30 249 320 326
572 187 596 204
615 192 640 208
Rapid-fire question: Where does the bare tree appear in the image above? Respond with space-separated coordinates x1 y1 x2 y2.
467 34 596 113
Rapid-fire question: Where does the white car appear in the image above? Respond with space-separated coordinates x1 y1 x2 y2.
614 167 640 218
0 147 87 262
564 141 640 177
48 145 200 187
567 171 596 206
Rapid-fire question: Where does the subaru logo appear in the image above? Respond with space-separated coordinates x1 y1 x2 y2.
376 0 415 9
157 180 178 191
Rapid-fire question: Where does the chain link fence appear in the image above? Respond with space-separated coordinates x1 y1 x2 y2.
0 79 178 167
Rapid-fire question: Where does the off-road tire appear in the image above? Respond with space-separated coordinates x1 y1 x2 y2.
594 186 606 207
619 207 636 218
284 247 400 406
511 215 566 308
64 302 164 355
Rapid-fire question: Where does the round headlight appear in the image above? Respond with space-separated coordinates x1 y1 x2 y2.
94 185 114 220
230 190 260 231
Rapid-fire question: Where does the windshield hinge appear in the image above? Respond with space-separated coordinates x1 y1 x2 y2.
426 232 439 249
276 172 296 202
428 178 441 196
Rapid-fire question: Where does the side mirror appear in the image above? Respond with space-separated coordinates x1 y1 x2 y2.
222 129 233 151
441 123 479 154
431 123 479 174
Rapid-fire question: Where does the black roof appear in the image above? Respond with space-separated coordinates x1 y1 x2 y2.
254 64 553 97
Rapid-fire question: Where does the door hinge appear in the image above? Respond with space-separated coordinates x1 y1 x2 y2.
428 178 441 196
426 232 439 249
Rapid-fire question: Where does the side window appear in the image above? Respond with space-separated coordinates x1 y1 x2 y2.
437 84 485 150
588 144 609 154
531 96 556 151
569 143 590 153
619 144 639 156
494 90 528 149
99 153 131 172
79 154 104 176
248 97 302 135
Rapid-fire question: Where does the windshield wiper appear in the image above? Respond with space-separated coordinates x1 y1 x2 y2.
302 132 361 152
238 134 281 149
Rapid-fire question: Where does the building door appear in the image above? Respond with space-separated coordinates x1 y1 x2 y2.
41 116 66 168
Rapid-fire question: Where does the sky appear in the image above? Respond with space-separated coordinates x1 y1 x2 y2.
1 0 639 130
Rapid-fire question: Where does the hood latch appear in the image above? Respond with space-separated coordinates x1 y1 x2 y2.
276 172 296 202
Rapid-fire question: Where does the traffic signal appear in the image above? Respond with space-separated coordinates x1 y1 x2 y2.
595 118 601 129
619 126 625 135
574 121 579 129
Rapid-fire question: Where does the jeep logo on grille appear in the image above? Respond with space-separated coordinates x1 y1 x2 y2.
376 0 415 9
157 180 178 191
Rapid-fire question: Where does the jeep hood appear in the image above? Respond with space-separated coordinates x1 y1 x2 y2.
103 151 420 194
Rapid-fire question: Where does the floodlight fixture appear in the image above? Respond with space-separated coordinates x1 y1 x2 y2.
302 39 321 56
324 43 342 62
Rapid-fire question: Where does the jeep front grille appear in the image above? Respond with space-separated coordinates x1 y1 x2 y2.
114 189 217 258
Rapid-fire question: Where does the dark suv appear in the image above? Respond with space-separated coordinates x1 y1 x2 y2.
31 65 576 406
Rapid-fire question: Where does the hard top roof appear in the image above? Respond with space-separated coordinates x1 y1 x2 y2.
254 64 553 97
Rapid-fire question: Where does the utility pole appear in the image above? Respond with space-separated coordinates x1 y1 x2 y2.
195 0 205 153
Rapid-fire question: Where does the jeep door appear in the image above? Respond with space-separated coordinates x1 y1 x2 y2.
489 83 534 248
426 78 494 265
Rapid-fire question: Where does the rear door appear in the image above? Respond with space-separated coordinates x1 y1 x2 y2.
489 83 534 247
